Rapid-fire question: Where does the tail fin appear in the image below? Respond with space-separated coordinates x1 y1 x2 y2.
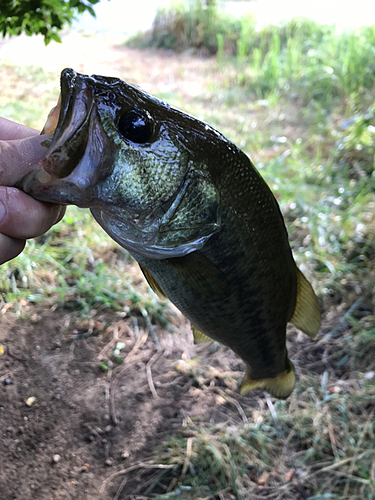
240 359 295 399
290 268 321 338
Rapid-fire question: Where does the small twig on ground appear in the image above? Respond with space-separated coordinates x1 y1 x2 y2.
320 298 365 342
265 393 283 437
138 469 171 495
69 340 75 362
110 330 149 425
104 377 110 404
109 361 134 426
230 397 248 424
265 393 308 500
216 388 248 424
146 352 160 399
6 346 27 362
324 469 371 484
97 321 131 361
125 329 149 363
305 449 375 479
343 409 375 496
133 316 139 337
216 487 232 500
112 476 128 500
99 461 176 497
181 437 194 479
83 422 103 442
0 371 12 382
327 414 339 460
140 306 160 349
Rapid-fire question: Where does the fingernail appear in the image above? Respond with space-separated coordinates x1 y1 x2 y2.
0 200 5 224
51 205 64 225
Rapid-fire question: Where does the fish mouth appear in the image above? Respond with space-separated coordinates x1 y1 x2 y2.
19 68 113 206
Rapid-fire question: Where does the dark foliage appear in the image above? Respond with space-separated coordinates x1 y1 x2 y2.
0 0 100 44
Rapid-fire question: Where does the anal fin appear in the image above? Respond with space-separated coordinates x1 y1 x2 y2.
240 360 295 399
192 325 213 344
290 267 321 339
139 265 167 299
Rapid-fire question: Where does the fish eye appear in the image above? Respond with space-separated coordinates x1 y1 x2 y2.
117 110 154 144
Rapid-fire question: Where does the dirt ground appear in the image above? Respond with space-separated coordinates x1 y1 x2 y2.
0 31 220 103
1 301 346 500
0 305 248 500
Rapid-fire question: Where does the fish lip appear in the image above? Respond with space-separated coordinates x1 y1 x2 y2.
19 68 114 206
41 68 94 178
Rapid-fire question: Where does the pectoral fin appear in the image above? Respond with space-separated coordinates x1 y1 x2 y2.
191 325 213 344
139 265 167 299
240 360 295 399
290 267 321 339
169 252 228 298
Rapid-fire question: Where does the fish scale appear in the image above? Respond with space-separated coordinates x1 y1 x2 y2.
19 68 321 399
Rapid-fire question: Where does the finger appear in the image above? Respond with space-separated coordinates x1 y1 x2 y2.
0 116 40 140
0 187 65 240
0 134 51 186
0 233 26 265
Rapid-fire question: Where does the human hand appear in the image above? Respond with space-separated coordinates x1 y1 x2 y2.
0 117 65 265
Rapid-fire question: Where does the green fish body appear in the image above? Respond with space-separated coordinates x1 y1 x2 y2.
20 69 321 398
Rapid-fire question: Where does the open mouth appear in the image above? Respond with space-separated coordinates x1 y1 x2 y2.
18 68 114 206
38 68 94 179
41 94 61 135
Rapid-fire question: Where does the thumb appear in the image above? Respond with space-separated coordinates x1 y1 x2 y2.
0 134 51 187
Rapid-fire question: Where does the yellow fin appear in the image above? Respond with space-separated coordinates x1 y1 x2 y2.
139 265 167 299
290 267 321 339
240 360 295 399
191 325 213 344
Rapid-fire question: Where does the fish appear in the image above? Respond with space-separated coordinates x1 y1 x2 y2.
19 68 321 399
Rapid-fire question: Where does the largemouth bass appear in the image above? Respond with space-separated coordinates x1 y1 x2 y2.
20 68 321 399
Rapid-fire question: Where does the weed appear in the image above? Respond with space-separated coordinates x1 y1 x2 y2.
127 0 242 54
132 3 375 110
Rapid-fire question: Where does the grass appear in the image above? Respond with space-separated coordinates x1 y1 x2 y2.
151 381 375 499
229 23 375 106
0 204 175 330
1 8 375 499
127 0 243 54
0 62 58 128
100 348 375 499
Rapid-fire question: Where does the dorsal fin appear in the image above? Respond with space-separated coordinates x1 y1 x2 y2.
139 265 167 299
290 267 321 338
